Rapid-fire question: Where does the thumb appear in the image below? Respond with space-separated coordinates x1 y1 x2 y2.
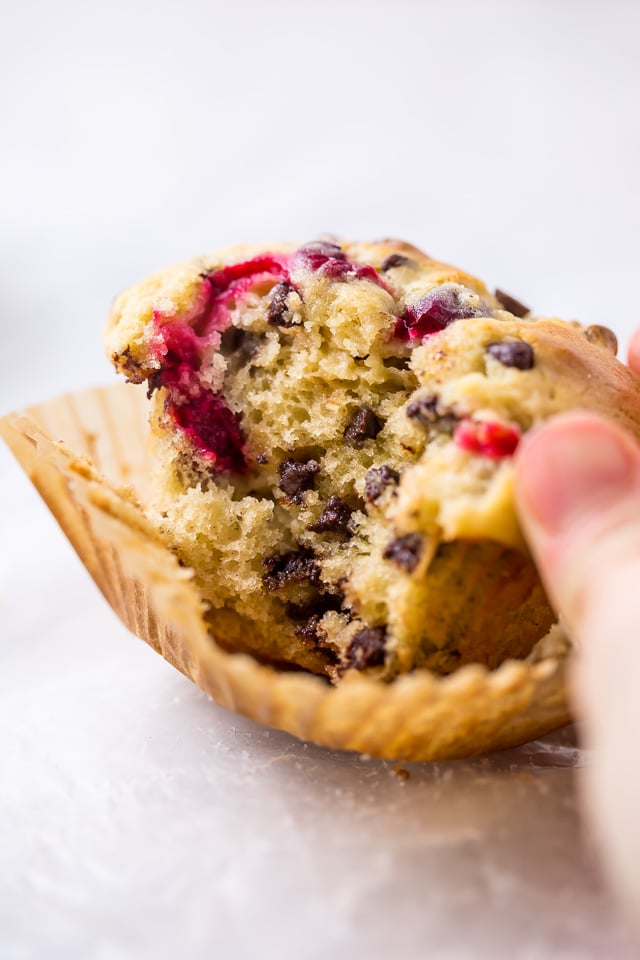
515 413 640 925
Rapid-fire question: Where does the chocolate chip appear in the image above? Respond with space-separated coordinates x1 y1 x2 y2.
486 340 534 370
146 369 163 399
584 325 618 355
308 496 353 535
256 453 269 464
346 627 387 670
116 347 151 385
406 394 439 424
364 465 400 502
406 394 458 433
262 548 320 591
279 457 320 502
287 592 344 643
494 289 530 318
380 253 412 272
383 533 423 573
294 613 325 644
286 592 343 622
267 281 300 327
344 406 383 446
220 327 262 361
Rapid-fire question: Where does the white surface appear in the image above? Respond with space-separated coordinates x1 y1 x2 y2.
1 463 636 960
2 1 640 957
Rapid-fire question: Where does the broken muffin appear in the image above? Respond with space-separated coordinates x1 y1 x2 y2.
105 238 640 681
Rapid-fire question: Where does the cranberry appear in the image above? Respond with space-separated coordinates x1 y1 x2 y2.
170 389 247 473
151 316 248 472
395 284 489 341
205 255 289 294
203 255 290 332
453 419 520 459
293 241 387 289
294 241 346 271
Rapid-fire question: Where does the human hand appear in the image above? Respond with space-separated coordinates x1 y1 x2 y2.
514 329 640 927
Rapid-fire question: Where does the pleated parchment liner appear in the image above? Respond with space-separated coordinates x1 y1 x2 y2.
0 383 572 761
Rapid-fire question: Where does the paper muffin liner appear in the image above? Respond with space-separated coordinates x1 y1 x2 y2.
0 383 571 761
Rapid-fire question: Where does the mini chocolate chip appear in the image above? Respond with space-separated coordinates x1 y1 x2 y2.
116 347 151 385
383 533 423 573
256 453 269 464
294 613 325 643
308 496 353 536
406 394 458 433
220 326 262 361
494 289 530 318
262 548 320 591
364 465 400 502
584 324 618 355
279 457 320 502
346 627 387 670
344 406 383 446
380 253 412 272
406 394 439 424
146 369 163 399
267 281 300 327
486 340 534 370
289 593 344 643
286 592 343 622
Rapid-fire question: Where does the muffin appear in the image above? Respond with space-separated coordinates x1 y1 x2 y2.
105 238 640 682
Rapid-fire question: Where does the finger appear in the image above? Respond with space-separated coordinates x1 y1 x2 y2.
515 413 640 925
628 328 640 375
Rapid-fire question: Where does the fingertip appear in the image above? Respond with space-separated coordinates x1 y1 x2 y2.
627 328 640 375
515 413 639 536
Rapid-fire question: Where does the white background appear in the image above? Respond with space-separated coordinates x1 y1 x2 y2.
2 1 640 957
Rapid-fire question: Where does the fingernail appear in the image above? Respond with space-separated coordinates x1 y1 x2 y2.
517 420 636 534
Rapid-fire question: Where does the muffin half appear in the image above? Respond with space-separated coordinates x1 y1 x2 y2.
105 238 640 681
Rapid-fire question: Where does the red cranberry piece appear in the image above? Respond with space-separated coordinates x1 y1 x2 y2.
294 241 346 271
453 419 520 459
170 389 247 473
202 254 291 333
156 320 201 369
395 285 489 341
205 255 289 294
294 242 387 289
318 259 383 285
